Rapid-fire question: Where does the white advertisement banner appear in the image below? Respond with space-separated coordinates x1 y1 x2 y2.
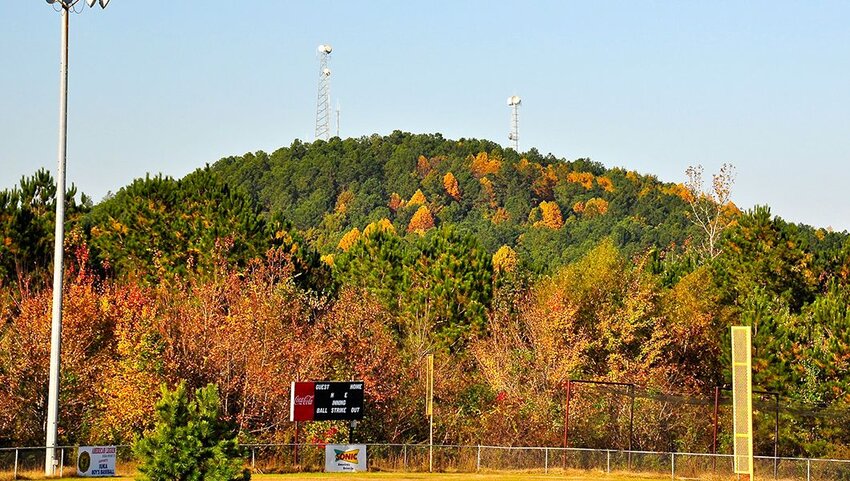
324 444 367 472
77 446 117 477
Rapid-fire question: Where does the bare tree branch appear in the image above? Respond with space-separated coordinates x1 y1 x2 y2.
684 163 736 260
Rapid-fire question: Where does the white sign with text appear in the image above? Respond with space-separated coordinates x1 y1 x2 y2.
77 446 116 477
324 444 367 472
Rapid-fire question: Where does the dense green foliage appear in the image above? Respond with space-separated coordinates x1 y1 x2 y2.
334 225 492 349
0 169 90 285
85 168 265 282
135 382 249 481
82 167 331 291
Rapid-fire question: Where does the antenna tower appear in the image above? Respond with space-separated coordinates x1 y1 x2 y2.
336 101 341 138
507 95 521 151
315 44 333 140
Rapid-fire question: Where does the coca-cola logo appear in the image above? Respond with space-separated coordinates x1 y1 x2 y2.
294 394 314 406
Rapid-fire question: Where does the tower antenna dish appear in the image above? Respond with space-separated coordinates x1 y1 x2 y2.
315 44 333 140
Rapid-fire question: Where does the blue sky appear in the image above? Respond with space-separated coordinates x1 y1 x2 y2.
2 1 849 230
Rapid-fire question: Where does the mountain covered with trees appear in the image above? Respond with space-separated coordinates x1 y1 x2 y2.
211 131 703 271
2 132 850 459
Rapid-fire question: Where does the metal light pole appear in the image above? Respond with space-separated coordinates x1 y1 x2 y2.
44 0 109 476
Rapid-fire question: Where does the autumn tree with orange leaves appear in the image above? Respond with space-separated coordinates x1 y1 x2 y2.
338 228 361 252
408 205 435 233
408 189 427 207
388 192 404 212
535 201 564 229
443 172 461 201
470 152 501 178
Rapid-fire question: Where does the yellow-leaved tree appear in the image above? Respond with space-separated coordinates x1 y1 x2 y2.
443 172 461 201
491 207 510 224
338 228 362 252
470 152 502 178
479 177 497 208
408 189 427 207
582 198 609 218
407 205 435 234
567 171 595 190
596 176 615 193
416 155 432 178
363 218 396 237
535 201 564 229
492 245 518 273
335 189 355 214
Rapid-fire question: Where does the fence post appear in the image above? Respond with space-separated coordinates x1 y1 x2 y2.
544 447 548 474
403 444 407 470
670 453 675 480
807 459 811 481
774 455 778 480
476 445 481 471
607 450 611 474
251 448 255 470
60 448 65 477
14 448 19 480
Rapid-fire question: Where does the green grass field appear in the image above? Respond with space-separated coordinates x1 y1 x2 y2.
249 474 671 481
24 473 679 481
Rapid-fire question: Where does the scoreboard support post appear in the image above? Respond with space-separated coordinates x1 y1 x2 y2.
349 420 357 444
294 421 299 466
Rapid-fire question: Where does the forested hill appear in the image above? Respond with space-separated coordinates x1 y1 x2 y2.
210 131 703 271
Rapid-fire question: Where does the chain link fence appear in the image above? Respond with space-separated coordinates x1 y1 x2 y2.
0 446 135 480
3 444 850 480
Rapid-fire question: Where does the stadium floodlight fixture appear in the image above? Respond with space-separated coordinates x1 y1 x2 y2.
44 0 109 476
46 0 109 7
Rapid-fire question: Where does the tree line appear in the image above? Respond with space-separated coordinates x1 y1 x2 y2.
1 132 850 458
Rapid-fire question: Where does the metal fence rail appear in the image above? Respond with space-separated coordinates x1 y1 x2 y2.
3 444 850 480
238 444 850 480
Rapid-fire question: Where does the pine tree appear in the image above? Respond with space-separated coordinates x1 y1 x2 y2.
134 382 249 481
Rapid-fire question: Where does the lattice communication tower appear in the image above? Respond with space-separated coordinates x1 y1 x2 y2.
315 44 333 140
507 95 521 151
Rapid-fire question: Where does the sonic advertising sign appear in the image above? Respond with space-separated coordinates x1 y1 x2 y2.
290 381 364 421
324 444 367 472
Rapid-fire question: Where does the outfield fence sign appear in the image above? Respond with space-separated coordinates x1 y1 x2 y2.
324 444 367 472
76 446 116 477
